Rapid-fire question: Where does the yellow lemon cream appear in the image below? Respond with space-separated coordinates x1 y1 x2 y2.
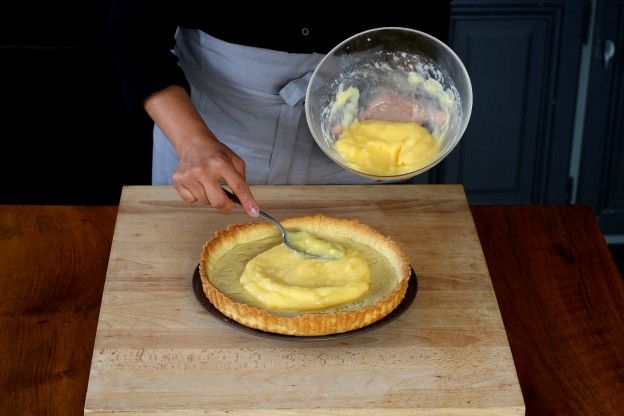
286 230 345 258
239 232 370 311
335 119 440 176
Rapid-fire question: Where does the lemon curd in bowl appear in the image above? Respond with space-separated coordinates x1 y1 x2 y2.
199 215 410 336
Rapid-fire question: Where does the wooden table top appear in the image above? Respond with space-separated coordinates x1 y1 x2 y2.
1 190 623 415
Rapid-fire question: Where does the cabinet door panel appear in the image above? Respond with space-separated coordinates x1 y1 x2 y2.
444 18 549 203
441 1 583 204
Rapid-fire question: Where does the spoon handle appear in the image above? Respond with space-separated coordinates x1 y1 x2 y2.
220 187 331 259
220 187 285 237
220 186 242 206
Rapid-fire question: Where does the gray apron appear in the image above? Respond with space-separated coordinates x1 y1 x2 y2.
152 28 373 185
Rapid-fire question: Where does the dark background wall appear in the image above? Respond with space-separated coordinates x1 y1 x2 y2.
2 2 152 205
1 1 623 240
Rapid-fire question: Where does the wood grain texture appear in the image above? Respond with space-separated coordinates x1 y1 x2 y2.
5 200 623 415
84 185 524 415
0 205 117 416
471 205 624 416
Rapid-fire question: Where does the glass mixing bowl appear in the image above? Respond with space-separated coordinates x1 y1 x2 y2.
305 27 472 181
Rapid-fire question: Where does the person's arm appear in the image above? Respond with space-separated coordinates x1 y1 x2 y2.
107 0 258 215
144 86 258 216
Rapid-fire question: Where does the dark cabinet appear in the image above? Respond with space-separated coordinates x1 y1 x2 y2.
577 0 624 235
435 0 585 204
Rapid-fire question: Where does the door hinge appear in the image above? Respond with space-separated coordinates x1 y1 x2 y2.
582 0 593 45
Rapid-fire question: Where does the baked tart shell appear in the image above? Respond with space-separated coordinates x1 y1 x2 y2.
199 215 411 336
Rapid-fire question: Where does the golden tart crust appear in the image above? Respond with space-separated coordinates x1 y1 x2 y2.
199 214 411 336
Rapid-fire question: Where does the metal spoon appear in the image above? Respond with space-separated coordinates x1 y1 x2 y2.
220 187 334 259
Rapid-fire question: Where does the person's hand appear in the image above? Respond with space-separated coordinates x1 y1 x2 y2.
173 133 259 217
362 93 446 126
143 86 259 217
330 92 446 136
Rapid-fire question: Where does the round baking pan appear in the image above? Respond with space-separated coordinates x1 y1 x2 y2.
192 265 418 341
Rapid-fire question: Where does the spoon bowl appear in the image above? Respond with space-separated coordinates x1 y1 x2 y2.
219 187 336 260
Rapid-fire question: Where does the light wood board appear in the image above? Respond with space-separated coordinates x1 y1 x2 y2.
85 185 524 415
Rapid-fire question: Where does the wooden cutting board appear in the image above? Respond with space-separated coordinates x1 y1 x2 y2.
85 185 524 415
